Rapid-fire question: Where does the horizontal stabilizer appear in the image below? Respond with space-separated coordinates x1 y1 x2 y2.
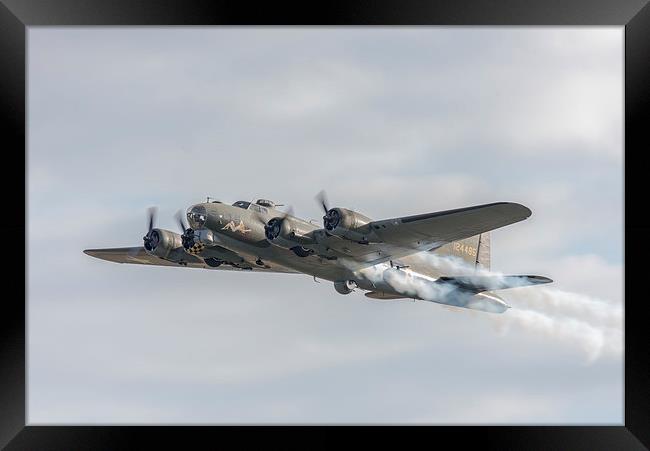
364 291 410 300
436 274 552 293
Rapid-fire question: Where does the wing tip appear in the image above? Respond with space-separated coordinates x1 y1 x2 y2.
501 202 532 219
83 248 119 260
83 249 109 261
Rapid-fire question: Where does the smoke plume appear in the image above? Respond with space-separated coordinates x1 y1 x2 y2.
493 288 622 363
342 252 623 363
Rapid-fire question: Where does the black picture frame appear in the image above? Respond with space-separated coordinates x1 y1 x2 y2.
2 0 648 449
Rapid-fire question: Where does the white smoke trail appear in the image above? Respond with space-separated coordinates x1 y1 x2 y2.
493 288 622 363
341 252 623 362
413 251 622 362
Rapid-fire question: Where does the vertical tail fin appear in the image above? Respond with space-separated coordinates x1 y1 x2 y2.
476 232 491 271
431 232 490 271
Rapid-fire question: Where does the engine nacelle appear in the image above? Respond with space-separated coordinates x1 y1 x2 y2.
144 228 183 258
265 216 317 254
323 208 372 242
182 228 221 254
334 280 358 295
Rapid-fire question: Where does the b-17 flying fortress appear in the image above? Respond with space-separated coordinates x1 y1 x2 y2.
85 192 551 313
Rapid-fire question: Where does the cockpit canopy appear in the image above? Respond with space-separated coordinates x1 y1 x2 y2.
231 199 278 210
255 199 276 208
232 201 251 209
231 199 274 214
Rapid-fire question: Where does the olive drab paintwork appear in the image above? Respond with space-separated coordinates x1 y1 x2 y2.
84 196 552 314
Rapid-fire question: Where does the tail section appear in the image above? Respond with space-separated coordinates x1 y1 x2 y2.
437 274 553 293
476 232 490 271
381 268 552 314
435 274 552 313
433 232 490 270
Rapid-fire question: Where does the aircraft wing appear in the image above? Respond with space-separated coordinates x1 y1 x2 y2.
83 247 298 273
369 202 531 249
310 202 532 268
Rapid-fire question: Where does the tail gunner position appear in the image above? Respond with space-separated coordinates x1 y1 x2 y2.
85 192 552 314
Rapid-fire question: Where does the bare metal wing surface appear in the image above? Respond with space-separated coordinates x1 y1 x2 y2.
83 247 298 273
309 202 531 268
369 202 530 249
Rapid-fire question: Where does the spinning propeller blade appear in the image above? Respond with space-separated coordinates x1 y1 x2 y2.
147 207 157 234
174 210 188 233
315 190 329 215
136 206 158 255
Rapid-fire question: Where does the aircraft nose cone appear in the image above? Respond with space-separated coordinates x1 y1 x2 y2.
187 204 207 228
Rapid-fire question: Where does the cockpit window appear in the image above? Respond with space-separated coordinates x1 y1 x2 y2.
187 205 207 228
232 201 251 209
255 199 276 208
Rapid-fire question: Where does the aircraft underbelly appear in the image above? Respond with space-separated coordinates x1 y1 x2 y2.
213 233 351 281
210 230 459 285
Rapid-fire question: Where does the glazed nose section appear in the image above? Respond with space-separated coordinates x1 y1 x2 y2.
186 204 207 229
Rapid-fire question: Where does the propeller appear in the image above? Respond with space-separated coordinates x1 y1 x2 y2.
147 207 156 234
263 206 294 241
142 207 158 251
250 208 275 239
174 210 189 234
315 190 329 215
175 210 195 250
323 208 340 230
316 190 340 230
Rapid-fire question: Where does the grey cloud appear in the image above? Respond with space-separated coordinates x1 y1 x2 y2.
28 27 622 424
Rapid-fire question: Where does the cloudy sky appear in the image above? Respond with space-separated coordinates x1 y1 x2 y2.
27 27 623 424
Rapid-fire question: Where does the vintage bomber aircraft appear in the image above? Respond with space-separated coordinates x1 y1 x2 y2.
84 193 552 314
